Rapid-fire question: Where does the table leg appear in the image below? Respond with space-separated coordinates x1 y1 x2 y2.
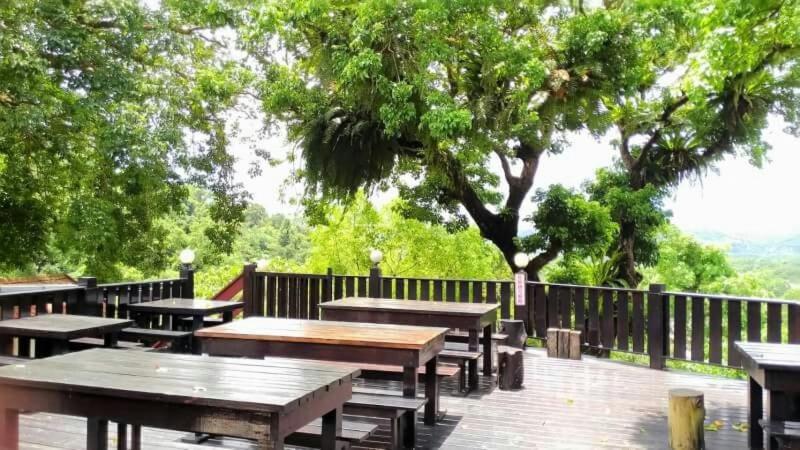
191 315 203 331
223 310 234 323
17 337 30 359
482 324 493 376
402 366 417 398
104 332 118 348
749 377 764 450
87 417 109 450
424 356 439 426
116 423 127 450
0 409 19 450
320 406 341 450
131 425 141 450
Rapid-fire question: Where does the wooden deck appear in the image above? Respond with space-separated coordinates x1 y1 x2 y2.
17 348 749 449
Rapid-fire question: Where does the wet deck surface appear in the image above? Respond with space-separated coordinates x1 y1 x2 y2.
18 348 749 449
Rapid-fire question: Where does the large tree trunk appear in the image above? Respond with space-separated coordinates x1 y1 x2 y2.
616 221 642 288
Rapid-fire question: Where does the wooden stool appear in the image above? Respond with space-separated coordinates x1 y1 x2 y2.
497 345 523 390
499 319 527 349
668 389 704 449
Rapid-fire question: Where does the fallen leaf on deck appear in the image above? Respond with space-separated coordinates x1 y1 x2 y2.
566 399 574 405
732 422 749 432
705 419 725 431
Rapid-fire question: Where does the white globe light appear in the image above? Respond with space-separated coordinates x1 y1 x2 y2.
256 258 268 270
513 252 529 269
179 248 196 264
369 249 383 264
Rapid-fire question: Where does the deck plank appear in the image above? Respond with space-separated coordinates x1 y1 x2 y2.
17 348 748 449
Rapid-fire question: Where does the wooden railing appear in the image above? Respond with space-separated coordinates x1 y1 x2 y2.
241 265 800 371
0 269 194 323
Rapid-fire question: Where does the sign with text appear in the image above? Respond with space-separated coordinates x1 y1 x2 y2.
515 271 527 306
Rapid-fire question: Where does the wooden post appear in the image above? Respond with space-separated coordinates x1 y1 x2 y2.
500 319 527 349
668 389 705 450
180 264 195 299
241 264 256 318
648 284 667 370
557 329 570 358
569 330 582 360
324 268 334 302
546 328 559 357
369 266 382 298
77 277 98 316
497 345 524 390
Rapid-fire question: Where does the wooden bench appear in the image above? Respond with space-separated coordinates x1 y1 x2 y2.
345 389 427 449
439 348 482 392
118 327 193 353
177 316 224 330
446 330 508 345
0 355 29 366
68 337 144 351
286 417 378 450
760 420 800 449
352 361 462 390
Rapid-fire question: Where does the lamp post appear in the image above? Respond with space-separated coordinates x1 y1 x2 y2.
368 249 383 298
179 248 195 299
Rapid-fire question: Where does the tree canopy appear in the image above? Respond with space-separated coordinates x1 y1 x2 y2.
244 0 800 279
0 0 249 278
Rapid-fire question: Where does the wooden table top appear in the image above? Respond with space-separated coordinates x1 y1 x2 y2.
195 317 449 350
321 297 500 316
0 314 132 340
0 348 359 413
735 341 800 371
126 298 243 315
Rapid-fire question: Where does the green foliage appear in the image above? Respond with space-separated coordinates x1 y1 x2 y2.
521 185 616 260
304 193 509 279
642 225 735 292
0 0 250 279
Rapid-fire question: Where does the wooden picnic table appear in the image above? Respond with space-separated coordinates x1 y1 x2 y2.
0 314 132 358
320 297 500 376
196 317 448 426
735 341 800 449
126 298 243 331
0 348 358 450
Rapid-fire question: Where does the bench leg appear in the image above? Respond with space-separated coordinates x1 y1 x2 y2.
401 410 417 449
104 332 119 348
468 358 479 391
0 409 19 450
131 425 141 450
424 357 439 426
457 360 466 392
87 418 109 450
749 377 764 450
320 407 341 450
117 423 127 450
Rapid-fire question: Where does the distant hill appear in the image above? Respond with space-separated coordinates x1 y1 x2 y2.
689 230 800 258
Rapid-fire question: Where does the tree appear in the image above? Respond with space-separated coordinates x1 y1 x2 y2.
0 0 250 279
601 0 800 285
244 0 657 279
304 193 509 279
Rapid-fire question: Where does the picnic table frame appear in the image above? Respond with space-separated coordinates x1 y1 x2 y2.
0 314 132 357
320 297 500 376
0 348 357 450
196 317 447 427
735 341 800 450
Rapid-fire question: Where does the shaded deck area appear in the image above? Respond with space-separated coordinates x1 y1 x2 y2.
18 348 749 449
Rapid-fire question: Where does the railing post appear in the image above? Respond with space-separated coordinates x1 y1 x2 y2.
242 263 256 317
77 277 98 316
325 268 334 301
180 263 195 299
647 283 667 370
369 266 382 298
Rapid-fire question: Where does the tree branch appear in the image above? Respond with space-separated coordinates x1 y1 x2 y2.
495 150 516 185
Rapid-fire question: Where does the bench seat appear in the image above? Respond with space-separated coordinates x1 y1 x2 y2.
68 337 144 351
446 330 508 345
760 420 800 447
345 389 427 449
118 327 193 353
439 348 482 392
285 417 378 450
0 355 29 366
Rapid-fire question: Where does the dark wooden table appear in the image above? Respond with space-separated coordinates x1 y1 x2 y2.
127 298 243 331
0 348 358 450
321 297 500 376
0 314 132 358
736 341 800 449
196 317 448 427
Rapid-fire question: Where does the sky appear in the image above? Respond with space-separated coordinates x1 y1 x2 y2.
231 117 800 240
